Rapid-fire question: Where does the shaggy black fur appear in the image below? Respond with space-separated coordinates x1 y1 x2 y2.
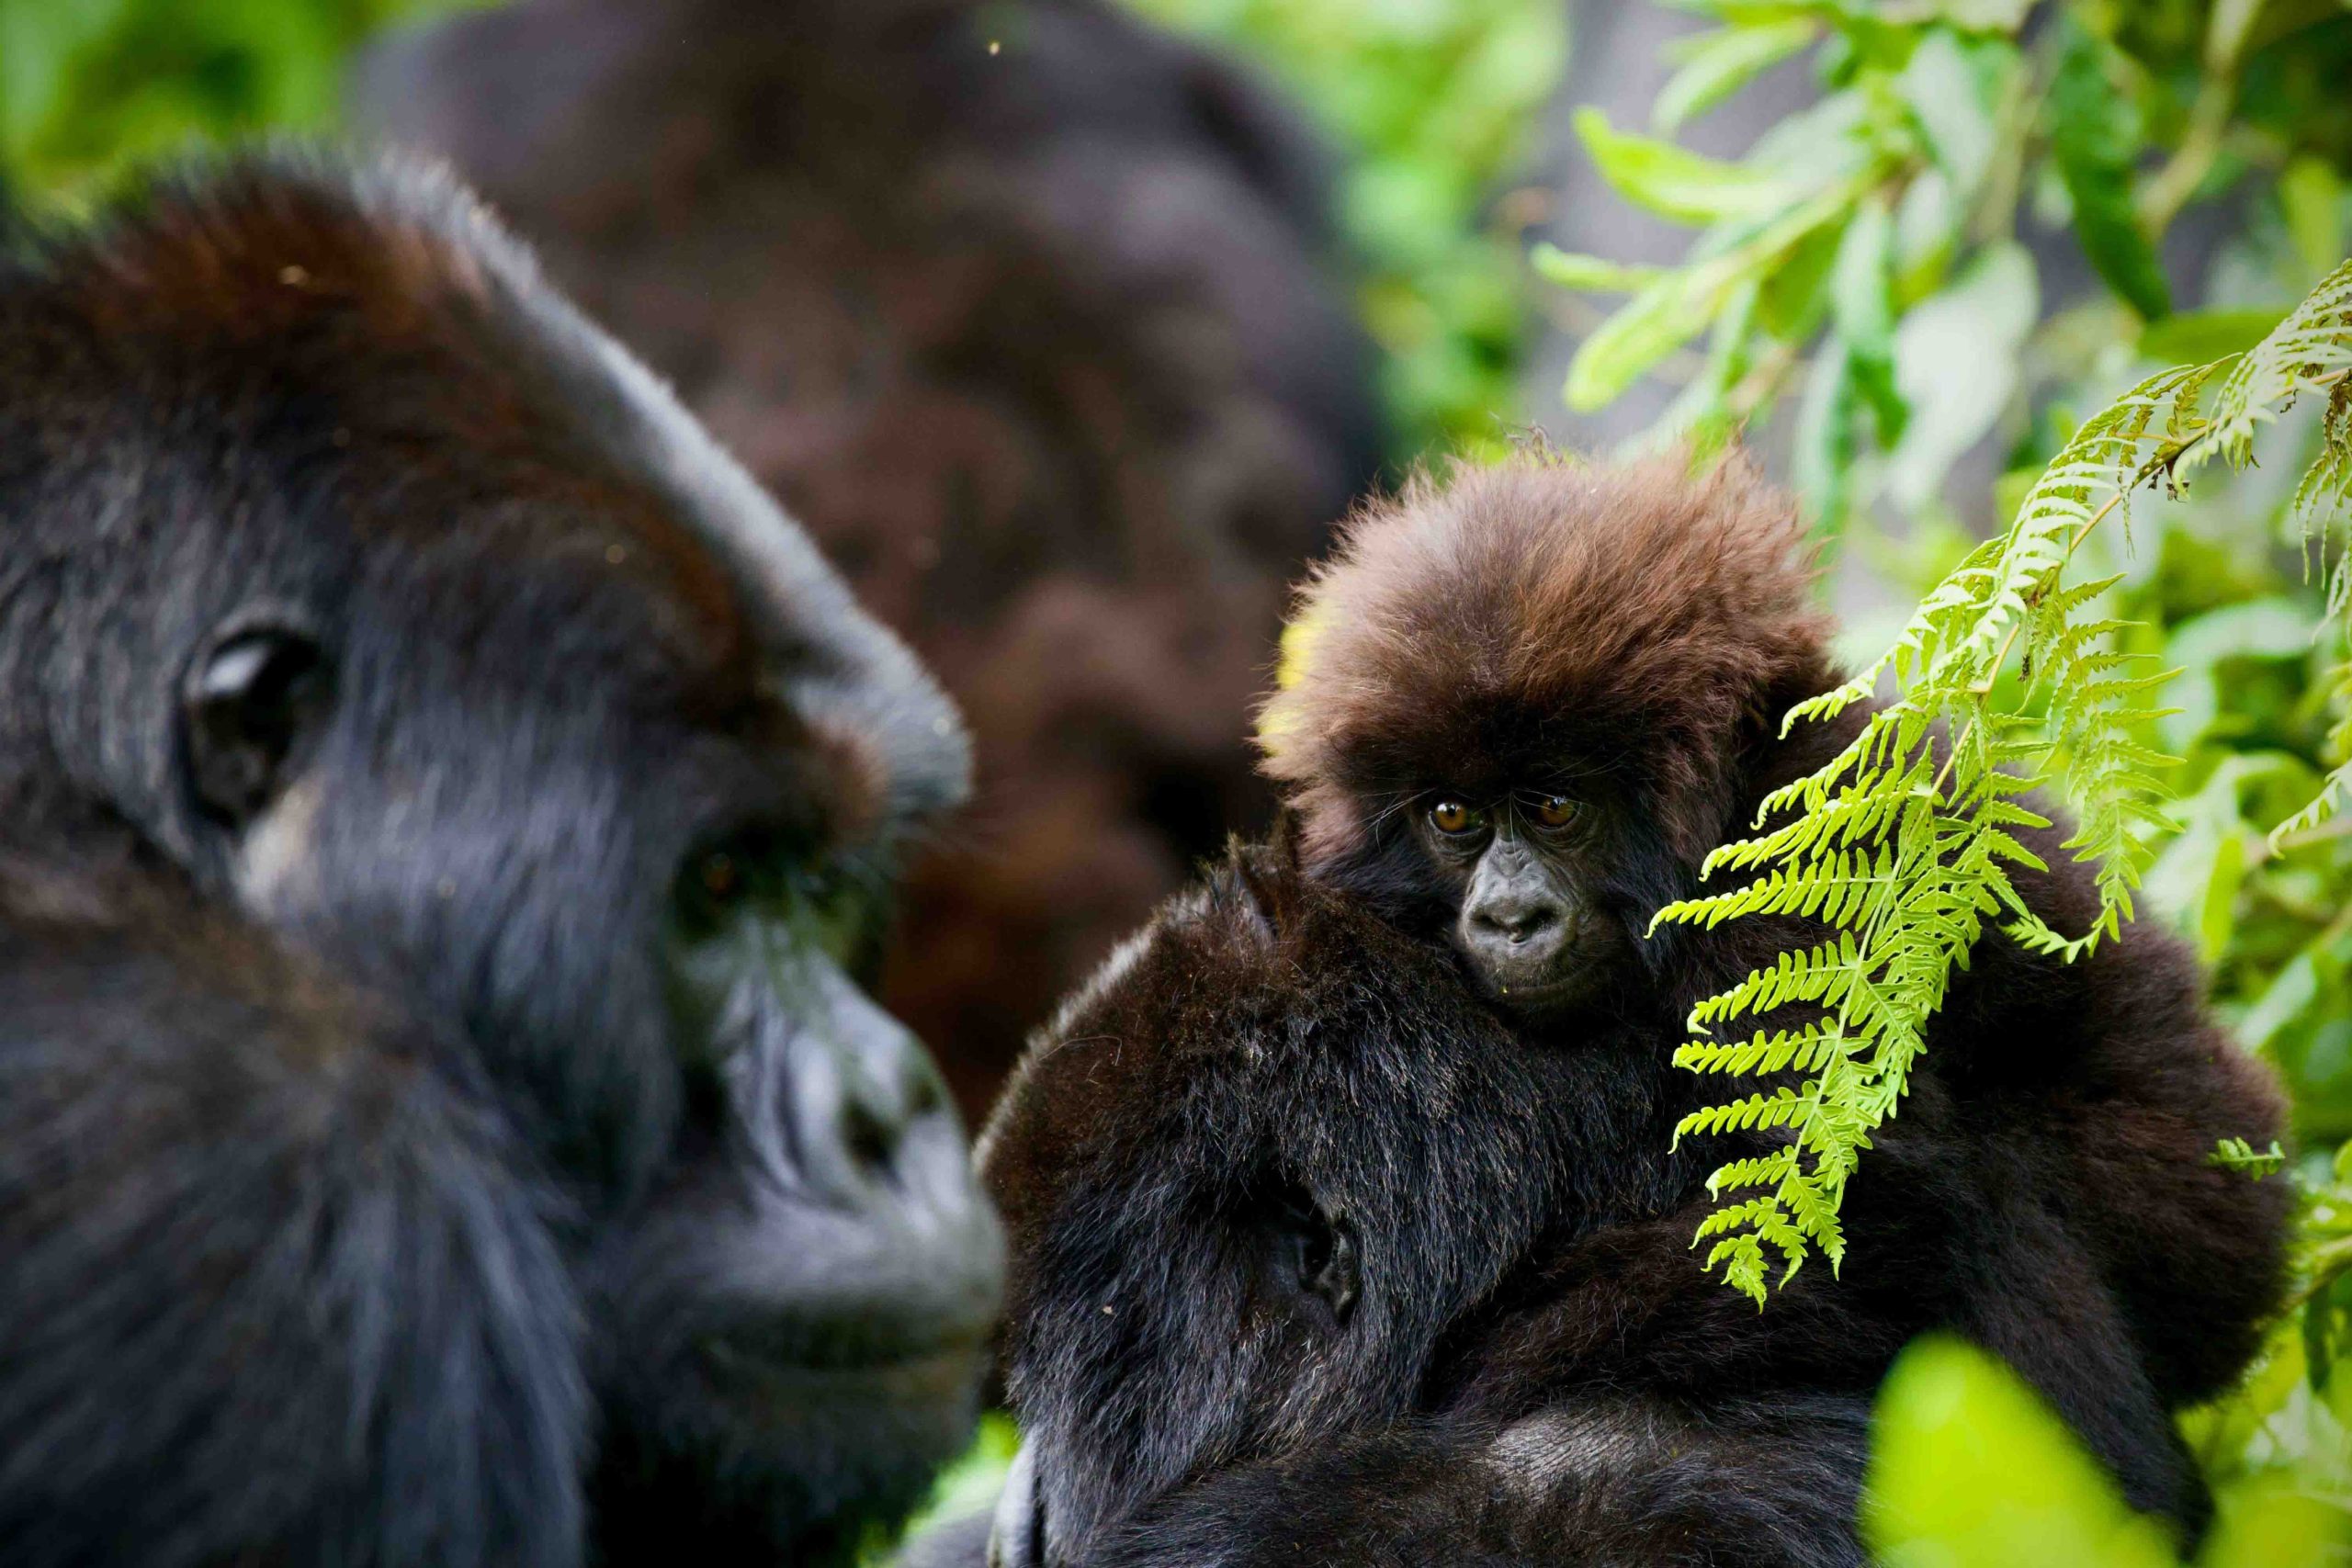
909 456 2292 1567
353 0 1385 1119
0 152 1001 1566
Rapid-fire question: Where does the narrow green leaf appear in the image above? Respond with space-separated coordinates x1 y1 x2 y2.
1830 194 1905 441
2048 28 2171 321
1529 243 1663 295
1792 337 1858 530
1565 179 1861 411
1655 19 1816 133
1884 241 2038 509
1573 107 1806 224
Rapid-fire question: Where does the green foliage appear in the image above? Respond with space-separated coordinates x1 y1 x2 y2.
1125 0 1566 457
1655 266 2352 1302
0 0 480 204
1556 0 2352 1544
856 1414 1021 1564
1552 0 2352 1332
1540 0 2352 525
1865 1337 2178 1568
1866 1337 2347 1568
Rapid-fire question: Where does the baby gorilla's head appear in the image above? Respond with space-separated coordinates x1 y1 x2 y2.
1258 454 1838 1019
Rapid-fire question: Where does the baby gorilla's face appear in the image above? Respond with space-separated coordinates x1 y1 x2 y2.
973 850 1595 1567
1408 787 1635 1013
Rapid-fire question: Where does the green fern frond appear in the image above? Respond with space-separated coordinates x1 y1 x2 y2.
1662 257 2352 1303
2207 1137 2289 1178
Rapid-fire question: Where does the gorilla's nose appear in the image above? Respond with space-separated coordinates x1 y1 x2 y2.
1468 893 1566 950
788 965 964 1212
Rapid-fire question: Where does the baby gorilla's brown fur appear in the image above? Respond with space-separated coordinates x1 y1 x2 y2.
918 454 2292 1568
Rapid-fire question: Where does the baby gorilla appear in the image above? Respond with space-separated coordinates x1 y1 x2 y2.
910 456 2291 1568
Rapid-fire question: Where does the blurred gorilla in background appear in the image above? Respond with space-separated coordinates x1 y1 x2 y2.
0 151 1001 1567
356 0 1385 1114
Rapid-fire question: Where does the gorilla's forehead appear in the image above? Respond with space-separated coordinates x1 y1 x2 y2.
10 150 969 827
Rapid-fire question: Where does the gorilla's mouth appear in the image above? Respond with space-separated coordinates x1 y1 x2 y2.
1476 961 1603 1013
1466 926 1628 1016
697 1336 985 1415
695 1315 990 1388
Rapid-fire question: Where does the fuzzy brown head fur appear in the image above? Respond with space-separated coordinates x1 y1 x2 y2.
1261 452 1835 873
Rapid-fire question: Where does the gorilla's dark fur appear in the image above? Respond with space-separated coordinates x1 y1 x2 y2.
912 457 2291 1567
354 0 1385 1117
0 152 1001 1566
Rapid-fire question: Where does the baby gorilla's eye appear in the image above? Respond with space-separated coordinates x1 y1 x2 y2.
1530 794 1577 829
1429 799 1484 836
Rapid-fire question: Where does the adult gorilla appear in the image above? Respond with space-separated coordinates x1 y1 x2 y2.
353 0 1385 1117
0 152 1001 1566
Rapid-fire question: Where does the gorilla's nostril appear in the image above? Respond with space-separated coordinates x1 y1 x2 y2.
843 1101 899 1181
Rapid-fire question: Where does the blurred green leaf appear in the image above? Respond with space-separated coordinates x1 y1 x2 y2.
1927 0 2033 28
2146 752 2314 961
2280 154 2348 286
1896 30 2001 195
858 1414 1021 1565
2199 1482 2344 1568
1884 239 2037 508
1566 178 1861 410
2138 308 2293 364
1756 220 1838 338
0 0 481 200
1530 243 1663 293
2048 25 2173 321
1566 270 1722 413
1654 18 1816 133
1574 106 1808 224
1792 334 1859 528
1830 193 1906 440
2238 917 2352 1052
1865 1337 2178 1568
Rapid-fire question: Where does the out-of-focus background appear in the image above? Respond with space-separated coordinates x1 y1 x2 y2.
6 2 2352 1562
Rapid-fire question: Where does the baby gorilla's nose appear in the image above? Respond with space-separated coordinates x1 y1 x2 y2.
1459 874 1577 997
1471 894 1565 946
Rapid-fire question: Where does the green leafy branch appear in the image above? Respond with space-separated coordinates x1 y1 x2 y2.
1653 262 2352 1304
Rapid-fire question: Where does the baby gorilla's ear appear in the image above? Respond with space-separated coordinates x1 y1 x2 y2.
182 618 333 827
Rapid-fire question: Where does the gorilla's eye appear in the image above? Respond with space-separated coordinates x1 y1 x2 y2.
698 852 742 903
675 836 775 938
1529 794 1577 829
673 827 870 962
183 623 330 828
1429 799 1484 836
